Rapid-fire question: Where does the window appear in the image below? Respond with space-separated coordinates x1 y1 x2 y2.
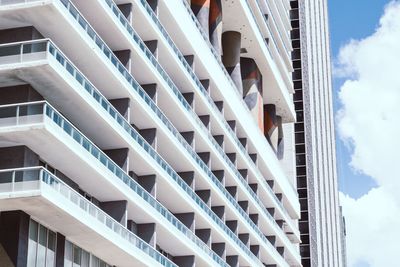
27 219 56 267
64 240 112 267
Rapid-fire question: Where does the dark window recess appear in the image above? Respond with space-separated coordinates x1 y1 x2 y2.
297 176 307 188
295 144 305 153
297 166 307 176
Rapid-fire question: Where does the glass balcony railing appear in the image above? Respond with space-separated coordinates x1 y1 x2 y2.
0 166 178 267
103 0 293 254
0 100 230 266
55 0 287 258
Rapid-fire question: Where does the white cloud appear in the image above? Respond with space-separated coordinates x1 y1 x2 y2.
336 1 400 266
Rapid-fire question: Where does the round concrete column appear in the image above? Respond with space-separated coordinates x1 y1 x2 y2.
222 31 243 94
209 0 222 55
241 57 263 132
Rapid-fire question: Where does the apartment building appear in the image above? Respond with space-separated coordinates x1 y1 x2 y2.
290 0 344 266
0 0 303 266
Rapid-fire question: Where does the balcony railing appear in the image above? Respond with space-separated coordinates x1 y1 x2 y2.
0 166 177 267
0 100 230 266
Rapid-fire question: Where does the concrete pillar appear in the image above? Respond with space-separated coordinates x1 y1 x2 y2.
142 83 157 103
0 85 43 105
209 0 223 55
222 31 243 94
250 214 259 226
184 55 195 70
137 223 156 247
213 170 224 185
180 131 195 147
239 233 250 247
238 201 249 214
173 255 195 267
138 128 157 149
191 0 210 36
264 104 279 152
113 49 131 72
226 255 239 267
144 40 158 58
226 220 238 235
0 26 43 44
0 211 30 267
211 243 226 260
211 206 225 221
100 200 128 226
241 57 263 132
146 0 159 14
174 212 195 232
178 171 195 189
109 98 130 121
198 152 210 167
250 245 260 258
103 148 129 172
225 186 237 200
117 3 133 24
199 115 210 130
55 233 65 267
195 229 211 247
182 92 195 108
196 190 211 207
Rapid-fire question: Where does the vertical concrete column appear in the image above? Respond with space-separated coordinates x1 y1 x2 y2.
195 229 211 247
144 40 158 59
211 243 226 260
0 210 30 267
226 255 239 267
264 104 279 153
222 31 243 94
196 190 211 207
100 200 128 226
191 0 210 36
173 212 195 231
103 148 129 172
173 255 195 267
137 223 156 247
109 98 130 121
113 49 132 72
178 171 195 190
55 233 65 267
117 3 133 24
142 83 158 103
277 116 284 159
241 57 263 132
138 128 157 149
209 0 223 55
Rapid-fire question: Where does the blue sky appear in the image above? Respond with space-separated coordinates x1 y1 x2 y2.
328 0 390 199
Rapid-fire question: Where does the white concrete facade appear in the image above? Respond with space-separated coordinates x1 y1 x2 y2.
0 0 304 266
